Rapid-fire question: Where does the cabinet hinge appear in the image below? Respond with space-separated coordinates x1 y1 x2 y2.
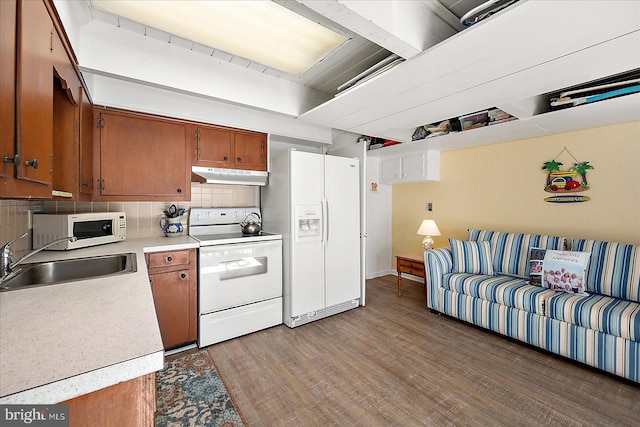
50 30 54 52
98 178 104 191
96 117 104 129
195 130 200 142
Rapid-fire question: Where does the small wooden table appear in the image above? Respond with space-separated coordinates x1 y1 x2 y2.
396 253 426 296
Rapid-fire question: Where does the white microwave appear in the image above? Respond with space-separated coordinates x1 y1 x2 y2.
33 212 126 250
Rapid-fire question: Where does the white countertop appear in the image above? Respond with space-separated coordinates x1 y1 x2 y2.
0 236 199 404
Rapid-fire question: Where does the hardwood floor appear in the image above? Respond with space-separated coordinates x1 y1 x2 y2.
205 276 640 426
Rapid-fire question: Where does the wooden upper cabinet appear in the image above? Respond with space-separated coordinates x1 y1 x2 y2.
234 131 267 171
1 0 55 198
1 0 87 199
0 0 17 190
195 126 234 168
96 109 190 201
194 125 267 172
15 0 55 189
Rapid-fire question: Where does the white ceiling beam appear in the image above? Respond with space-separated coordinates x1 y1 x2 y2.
297 0 457 59
419 0 465 31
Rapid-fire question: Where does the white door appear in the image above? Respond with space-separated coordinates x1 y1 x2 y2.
324 155 361 307
289 151 325 316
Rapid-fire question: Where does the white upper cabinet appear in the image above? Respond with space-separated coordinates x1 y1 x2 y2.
379 151 439 184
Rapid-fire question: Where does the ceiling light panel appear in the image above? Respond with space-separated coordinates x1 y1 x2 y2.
91 0 347 76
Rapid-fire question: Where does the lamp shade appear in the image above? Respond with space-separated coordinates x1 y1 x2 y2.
417 220 441 237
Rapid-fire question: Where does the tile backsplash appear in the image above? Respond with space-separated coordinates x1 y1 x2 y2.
0 183 258 257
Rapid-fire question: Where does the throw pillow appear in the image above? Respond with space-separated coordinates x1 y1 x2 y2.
540 249 591 295
528 247 547 286
449 239 494 275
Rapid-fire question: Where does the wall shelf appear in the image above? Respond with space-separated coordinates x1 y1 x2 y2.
366 92 640 157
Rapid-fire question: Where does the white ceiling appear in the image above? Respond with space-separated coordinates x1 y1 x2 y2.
81 0 485 95
62 1 639 147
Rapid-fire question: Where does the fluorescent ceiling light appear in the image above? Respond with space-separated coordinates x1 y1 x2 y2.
91 0 347 76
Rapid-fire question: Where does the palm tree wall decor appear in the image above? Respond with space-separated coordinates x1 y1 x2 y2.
542 147 593 193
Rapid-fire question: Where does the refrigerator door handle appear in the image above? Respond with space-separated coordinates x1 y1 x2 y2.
325 200 329 243
321 199 327 242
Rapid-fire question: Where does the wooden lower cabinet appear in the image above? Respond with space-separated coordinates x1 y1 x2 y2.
62 372 156 427
146 249 197 349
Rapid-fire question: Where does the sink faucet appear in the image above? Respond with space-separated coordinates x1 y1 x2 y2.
1 233 77 281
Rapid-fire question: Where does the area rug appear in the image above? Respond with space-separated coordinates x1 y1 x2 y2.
156 349 245 427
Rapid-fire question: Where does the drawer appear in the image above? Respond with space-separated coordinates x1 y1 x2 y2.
147 250 190 269
403 266 425 277
398 259 423 270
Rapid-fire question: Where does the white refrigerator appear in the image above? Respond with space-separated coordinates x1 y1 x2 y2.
262 150 361 327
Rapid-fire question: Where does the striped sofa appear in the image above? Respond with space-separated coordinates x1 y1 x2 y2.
424 229 640 383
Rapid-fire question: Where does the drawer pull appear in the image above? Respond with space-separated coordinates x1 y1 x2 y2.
180 273 187 279
167 256 173 262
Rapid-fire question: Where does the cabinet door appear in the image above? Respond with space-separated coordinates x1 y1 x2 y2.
195 125 233 167
401 153 425 182
78 87 93 196
380 157 401 183
98 111 189 200
234 131 267 171
15 0 54 188
150 268 196 349
0 0 17 186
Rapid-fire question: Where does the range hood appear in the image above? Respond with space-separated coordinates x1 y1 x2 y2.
192 166 268 186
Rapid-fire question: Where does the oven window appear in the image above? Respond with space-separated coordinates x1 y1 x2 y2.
73 220 113 239
215 256 268 280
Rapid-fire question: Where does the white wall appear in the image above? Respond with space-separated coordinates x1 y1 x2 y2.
365 156 392 278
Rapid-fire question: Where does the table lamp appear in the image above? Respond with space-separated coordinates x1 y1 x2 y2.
417 219 441 250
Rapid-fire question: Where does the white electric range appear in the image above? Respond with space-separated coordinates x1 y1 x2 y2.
189 208 283 347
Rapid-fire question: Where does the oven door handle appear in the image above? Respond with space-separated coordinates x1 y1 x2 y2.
218 256 268 280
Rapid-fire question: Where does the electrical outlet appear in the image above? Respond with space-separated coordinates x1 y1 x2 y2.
427 203 433 212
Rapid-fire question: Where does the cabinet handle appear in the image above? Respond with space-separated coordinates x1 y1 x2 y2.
177 188 182 193
167 256 173 262
237 157 242 162
180 273 187 279
25 159 39 169
3 155 19 166
223 156 228 161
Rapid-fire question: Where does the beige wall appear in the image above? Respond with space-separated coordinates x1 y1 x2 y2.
392 121 640 261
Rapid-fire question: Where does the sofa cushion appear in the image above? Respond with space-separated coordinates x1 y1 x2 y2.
449 239 494 275
546 292 640 342
571 239 640 302
442 273 556 315
469 230 567 278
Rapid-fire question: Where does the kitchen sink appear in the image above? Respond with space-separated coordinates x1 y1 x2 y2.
0 253 137 292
